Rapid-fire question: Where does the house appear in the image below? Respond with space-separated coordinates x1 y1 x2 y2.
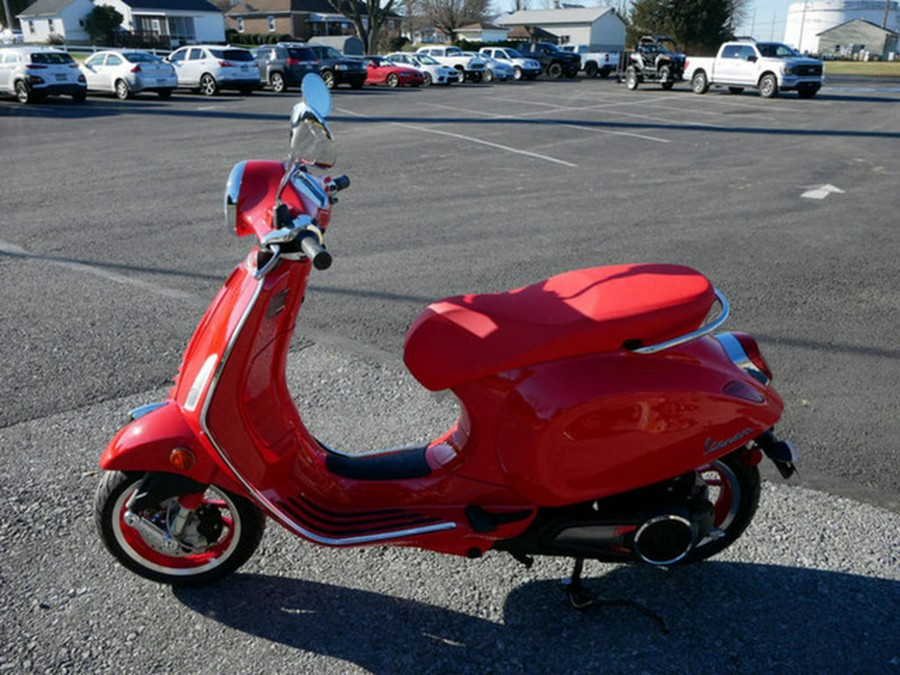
404 24 449 45
227 0 401 44
16 0 225 45
455 22 508 43
96 0 226 45
496 7 625 52
17 0 95 43
817 18 899 60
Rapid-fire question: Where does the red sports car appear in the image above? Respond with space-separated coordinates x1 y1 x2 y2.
364 56 425 87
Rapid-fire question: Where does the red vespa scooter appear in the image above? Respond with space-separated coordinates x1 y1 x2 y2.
94 75 797 605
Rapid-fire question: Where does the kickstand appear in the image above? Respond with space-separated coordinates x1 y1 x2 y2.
563 558 671 634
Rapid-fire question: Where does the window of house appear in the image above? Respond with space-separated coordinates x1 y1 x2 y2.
237 18 245 33
267 16 275 32
48 18 55 32
28 20 35 33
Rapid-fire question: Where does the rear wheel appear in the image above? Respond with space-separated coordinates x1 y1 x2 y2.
114 79 131 100
14 80 32 104
199 73 218 96
691 70 709 94
94 471 265 585
681 450 761 564
625 66 639 90
584 62 598 78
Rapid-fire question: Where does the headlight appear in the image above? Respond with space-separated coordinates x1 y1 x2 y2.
335 64 348 71
783 66 792 75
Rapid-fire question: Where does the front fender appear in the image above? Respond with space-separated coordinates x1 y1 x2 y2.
100 400 244 494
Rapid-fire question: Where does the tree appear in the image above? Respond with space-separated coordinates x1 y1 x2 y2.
416 0 490 41
326 0 398 54
83 5 123 45
627 0 749 55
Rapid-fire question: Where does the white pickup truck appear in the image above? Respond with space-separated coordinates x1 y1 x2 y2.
684 40 824 99
561 45 619 78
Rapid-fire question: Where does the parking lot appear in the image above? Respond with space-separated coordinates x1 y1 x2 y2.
1 77 898 671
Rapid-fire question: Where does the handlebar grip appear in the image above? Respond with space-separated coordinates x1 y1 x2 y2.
299 234 332 270
330 175 350 192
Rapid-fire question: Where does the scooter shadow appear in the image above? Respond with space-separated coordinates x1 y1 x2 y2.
173 561 899 672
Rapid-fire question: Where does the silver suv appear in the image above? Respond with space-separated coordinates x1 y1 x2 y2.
166 45 260 96
0 46 87 103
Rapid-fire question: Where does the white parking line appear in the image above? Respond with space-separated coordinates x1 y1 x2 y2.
335 107 579 167
418 101 673 143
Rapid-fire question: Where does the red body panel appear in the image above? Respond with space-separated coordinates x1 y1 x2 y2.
365 60 425 86
100 160 785 558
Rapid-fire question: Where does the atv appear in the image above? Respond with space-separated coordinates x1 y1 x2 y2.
617 36 685 91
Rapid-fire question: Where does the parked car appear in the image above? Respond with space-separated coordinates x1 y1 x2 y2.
684 39 824 99
465 51 514 82
415 46 486 82
617 36 684 91
305 44 366 89
0 29 23 45
364 55 424 87
0 46 86 103
516 42 580 78
478 47 541 81
384 52 460 85
251 43 318 93
561 45 619 78
81 49 177 99
166 45 260 96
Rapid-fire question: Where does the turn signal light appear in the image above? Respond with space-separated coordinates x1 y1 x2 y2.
732 332 774 382
169 447 196 471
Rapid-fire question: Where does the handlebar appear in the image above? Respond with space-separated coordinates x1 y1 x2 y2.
298 231 332 270
329 175 350 193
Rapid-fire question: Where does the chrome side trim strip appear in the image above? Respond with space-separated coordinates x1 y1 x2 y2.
714 332 769 385
197 273 456 546
634 288 730 355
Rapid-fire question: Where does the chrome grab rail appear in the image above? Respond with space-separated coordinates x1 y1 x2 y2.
633 288 729 355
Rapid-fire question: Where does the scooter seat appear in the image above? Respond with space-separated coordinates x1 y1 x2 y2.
403 263 714 391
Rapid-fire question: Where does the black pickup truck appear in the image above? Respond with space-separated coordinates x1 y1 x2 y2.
516 42 581 78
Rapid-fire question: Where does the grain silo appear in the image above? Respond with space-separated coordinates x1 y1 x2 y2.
783 0 900 53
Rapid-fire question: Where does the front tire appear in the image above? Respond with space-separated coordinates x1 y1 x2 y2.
482 68 494 83
423 72 433 86
513 66 523 81
681 450 761 564
270 72 285 93
321 70 335 89
759 73 779 98
94 471 265 585
548 62 563 79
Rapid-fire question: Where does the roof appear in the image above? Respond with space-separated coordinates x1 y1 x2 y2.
507 25 557 40
457 22 505 31
817 17 899 37
229 0 361 14
118 0 222 11
17 0 79 17
497 7 615 27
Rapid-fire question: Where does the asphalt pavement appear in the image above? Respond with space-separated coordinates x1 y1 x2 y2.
1 76 898 672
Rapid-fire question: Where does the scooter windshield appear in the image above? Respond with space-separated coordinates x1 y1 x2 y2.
289 103 336 169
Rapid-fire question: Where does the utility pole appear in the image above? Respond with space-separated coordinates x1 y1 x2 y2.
797 0 809 52
883 0 891 29
2 0 13 30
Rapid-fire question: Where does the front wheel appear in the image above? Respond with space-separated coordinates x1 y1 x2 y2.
482 68 494 83
548 62 563 79
423 72 433 86
759 73 779 98
270 72 285 93
94 471 265 585
321 70 335 89
681 450 761 564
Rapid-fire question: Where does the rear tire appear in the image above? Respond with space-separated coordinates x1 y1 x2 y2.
681 451 761 564
94 471 265 585
115 79 131 100
14 80 32 104
199 73 218 96
691 70 709 94
625 66 639 90
584 62 598 78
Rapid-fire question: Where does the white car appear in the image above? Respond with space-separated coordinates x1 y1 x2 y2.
0 29 23 45
464 51 514 82
384 52 460 85
0 46 86 103
166 45 260 96
415 46 486 82
81 49 177 99
479 47 542 81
